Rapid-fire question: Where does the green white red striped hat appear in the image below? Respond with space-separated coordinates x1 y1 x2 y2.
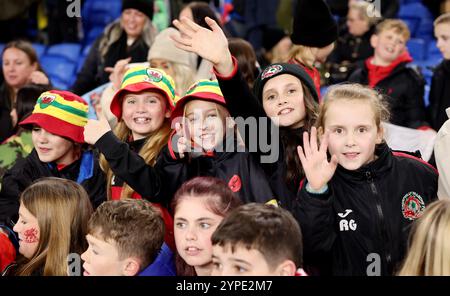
19 90 88 143
170 80 226 122
110 66 177 119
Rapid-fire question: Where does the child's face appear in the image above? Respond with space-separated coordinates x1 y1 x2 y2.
323 99 383 170
121 91 171 140
262 74 306 129
435 23 450 60
31 126 76 165
371 29 406 64
150 58 175 79
185 100 227 151
211 244 283 276
174 196 224 271
13 203 39 259
81 233 133 276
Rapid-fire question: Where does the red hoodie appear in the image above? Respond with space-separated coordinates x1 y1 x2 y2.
365 51 413 88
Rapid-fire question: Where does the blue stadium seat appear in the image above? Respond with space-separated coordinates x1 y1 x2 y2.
427 40 442 60
407 38 426 61
32 43 47 59
82 44 92 57
84 26 104 46
46 43 81 63
81 0 121 45
398 3 434 39
40 56 77 89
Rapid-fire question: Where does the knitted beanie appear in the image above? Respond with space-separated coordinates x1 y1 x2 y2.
290 0 338 48
253 63 319 102
19 90 89 143
122 0 154 20
147 27 196 69
110 66 177 119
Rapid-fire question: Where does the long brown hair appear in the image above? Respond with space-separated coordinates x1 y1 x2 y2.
15 177 93 276
99 105 171 200
171 177 242 276
282 83 318 186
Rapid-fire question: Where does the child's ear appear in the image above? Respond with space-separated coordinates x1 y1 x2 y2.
275 260 297 276
317 126 324 137
165 108 172 119
122 257 141 276
370 34 379 49
376 125 384 144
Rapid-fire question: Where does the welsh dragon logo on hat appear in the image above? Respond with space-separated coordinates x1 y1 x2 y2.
261 65 283 80
401 191 425 220
146 68 163 82
38 94 57 109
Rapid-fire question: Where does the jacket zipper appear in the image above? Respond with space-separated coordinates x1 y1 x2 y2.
365 171 392 273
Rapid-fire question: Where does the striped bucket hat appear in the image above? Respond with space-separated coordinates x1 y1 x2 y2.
170 80 225 121
110 66 177 119
19 90 88 143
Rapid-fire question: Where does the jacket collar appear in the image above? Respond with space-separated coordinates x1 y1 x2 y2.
335 142 393 182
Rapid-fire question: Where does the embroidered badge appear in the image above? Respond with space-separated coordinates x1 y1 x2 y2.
261 65 283 80
146 69 163 82
401 191 425 220
38 94 56 109
228 175 242 192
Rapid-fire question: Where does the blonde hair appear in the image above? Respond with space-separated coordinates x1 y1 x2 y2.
317 83 390 131
99 117 171 200
434 12 450 27
15 177 93 276
171 63 196 95
398 200 450 276
288 44 316 68
349 1 380 27
375 19 411 41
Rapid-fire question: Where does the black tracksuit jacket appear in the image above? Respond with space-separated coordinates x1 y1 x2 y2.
95 131 275 208
294 143 438 276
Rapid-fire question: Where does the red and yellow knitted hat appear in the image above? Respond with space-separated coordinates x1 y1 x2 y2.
19 90 89 143
110 66 177 119
170 80 226 121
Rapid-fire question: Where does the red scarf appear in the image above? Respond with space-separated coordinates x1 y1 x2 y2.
365 51 413 88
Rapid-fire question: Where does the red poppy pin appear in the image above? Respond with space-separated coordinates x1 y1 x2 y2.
228 175 242 192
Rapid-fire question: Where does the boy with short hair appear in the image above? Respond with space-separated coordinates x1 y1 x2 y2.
81 199 175 276
210 203 306 276
349 19 429 129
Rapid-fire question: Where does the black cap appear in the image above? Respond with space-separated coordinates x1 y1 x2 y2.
122 0 154 20
262 27 287 52
290 0 338 47
253 63 319 102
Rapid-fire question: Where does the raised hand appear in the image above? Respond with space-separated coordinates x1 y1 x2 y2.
297 127 338 191
174 121 189 159
171 16 234 76
28 71 49 85
105 57 131 91
83 111 112 145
